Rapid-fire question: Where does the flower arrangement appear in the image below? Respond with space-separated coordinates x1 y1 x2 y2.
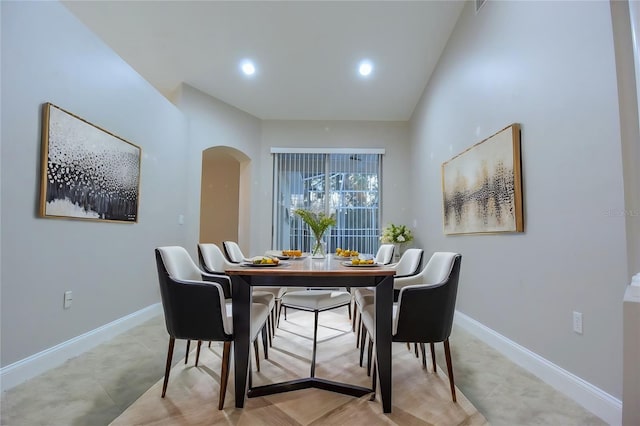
380 223 413 244
294 209 336 257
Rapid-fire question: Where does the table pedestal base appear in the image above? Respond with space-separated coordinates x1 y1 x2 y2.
248 377 372 399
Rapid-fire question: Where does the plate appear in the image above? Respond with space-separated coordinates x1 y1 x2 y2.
341 261 380 267
271 255 308 260
265 250 306 260
334 255 357 260
289 253 309 260
241 261 287 267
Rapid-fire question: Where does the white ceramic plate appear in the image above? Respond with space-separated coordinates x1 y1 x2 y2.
241 261 289 267
341 261 381 267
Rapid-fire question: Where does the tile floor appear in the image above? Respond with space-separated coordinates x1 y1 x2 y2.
1 312 606 425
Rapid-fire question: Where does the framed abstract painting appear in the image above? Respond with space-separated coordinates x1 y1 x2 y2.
39 103 141 223
441 123 523 235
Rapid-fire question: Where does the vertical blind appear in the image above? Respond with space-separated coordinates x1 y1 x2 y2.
272 150 383 255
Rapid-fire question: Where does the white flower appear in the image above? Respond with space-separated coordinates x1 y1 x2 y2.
380 223 413 244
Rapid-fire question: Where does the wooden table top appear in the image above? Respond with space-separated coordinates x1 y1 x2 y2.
225 255 396 277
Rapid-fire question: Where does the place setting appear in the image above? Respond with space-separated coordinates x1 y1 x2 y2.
240 256 291 267
333 248 380 267
264 249 308 260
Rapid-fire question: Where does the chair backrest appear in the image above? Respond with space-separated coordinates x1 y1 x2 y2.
393 252 462 343
375 244 395 265
394 250 456 290
223 241 245 263
392 248 424 277
155 246 232 340
198 243 235 273
159 246 205 281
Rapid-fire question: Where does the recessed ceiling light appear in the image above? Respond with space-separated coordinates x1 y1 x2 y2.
358 60 373 77
241 60 256 76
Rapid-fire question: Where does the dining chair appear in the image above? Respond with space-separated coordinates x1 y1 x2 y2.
375 244 396 265
279 289 353 378
222 240 245 263
198 242 285 346
361 252 462 402
352 248 424 345
154 246 271 409
348 244 395 332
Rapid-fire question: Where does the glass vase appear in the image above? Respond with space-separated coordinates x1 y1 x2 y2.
311 236 327 258
393 242 404 262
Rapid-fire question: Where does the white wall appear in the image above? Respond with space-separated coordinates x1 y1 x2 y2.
1 1 188 366
258 120 411 254
410 0 627 399
173 89 412 257
172 84 261 257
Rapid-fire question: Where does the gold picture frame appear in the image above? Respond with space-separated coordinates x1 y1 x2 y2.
39 103 141 223
441 124 523 235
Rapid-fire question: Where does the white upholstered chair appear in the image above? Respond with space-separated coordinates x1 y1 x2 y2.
279 289 352 377
155 246 270 409
352 248 424 346
199 242 286 345
222 240 245 263
375 244 396 265
360 252 462 402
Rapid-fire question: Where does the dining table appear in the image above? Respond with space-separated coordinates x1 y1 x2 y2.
226 254 396 413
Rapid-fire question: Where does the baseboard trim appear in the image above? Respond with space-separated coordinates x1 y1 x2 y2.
1 303 162 392
454 311 622 426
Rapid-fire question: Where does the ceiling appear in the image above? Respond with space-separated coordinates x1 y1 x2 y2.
62 1 465 122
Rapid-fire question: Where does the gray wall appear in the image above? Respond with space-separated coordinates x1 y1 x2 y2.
171 84 262 259
409 0 628 398
1 1 189 366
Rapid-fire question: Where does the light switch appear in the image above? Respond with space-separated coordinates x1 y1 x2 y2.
64 291 73 309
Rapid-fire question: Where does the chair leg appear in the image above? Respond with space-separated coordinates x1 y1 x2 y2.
359 326 367 366
195 340 202 367
443 339 457 402
269 309 276 344
414 342 419 358
262 324 269 360
162 337 175 398
406 342 411 351
356 314 362 348
185 339 191 364
352 304 358 332
371 358 377 400
218 341 231 410
420 343 427 369
347 302 352 320
276 300 283 328
253 339 260 372
310 310 319 378
367 337 374 376
430 342 436 373
266 315 273 348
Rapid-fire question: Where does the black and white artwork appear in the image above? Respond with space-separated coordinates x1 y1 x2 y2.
40 103 141 223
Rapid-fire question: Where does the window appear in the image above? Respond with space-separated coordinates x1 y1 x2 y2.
272 149 383 255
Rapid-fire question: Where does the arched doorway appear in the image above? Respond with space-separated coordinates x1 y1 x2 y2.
199 146 250 249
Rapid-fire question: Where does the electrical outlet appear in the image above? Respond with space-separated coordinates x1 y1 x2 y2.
573 311 583 334
64 291 73 309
